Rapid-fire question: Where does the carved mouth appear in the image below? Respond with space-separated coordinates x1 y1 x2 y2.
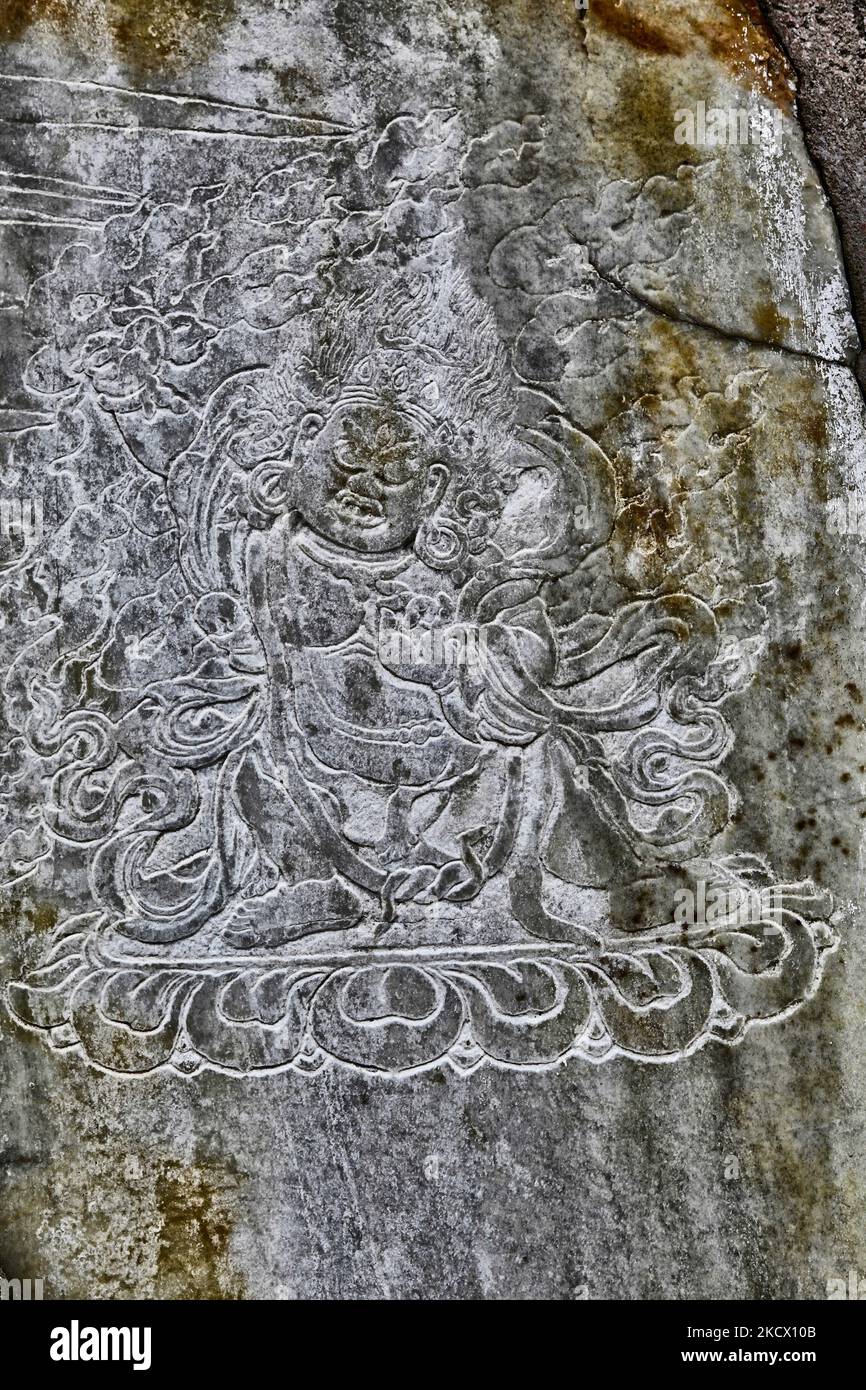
331 488 384 526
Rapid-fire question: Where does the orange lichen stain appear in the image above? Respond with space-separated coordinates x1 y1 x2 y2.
602 54 685 179
154 1161 245 1300
766 370 831 492
0 0 73 43
28 901 60 934
0 0 235 75
692 0 795 112
588 0 795 110
752 299 791 345
635 315 702 393
589 0 686 57
106 0 235 75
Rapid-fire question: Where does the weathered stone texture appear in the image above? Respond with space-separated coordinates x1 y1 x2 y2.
0 1 864 1299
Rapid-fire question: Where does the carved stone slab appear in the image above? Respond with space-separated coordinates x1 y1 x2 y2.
0 4 861 1093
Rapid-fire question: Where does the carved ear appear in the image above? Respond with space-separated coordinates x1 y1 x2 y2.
290 410 325 466
247 459 296 519
421 379 440 407
247 412 324 520
424 461 450 510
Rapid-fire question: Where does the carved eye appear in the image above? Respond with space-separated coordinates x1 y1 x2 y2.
392 365 409 391
355 357 373 383
334 440 360 475
434 421 454 448
381 455 420 486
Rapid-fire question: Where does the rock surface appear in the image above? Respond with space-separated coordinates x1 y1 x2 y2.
0 0 864 1299
761 0 866 386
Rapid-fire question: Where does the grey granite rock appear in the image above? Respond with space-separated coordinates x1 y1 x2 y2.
761 0 866 385
0 0 864 1299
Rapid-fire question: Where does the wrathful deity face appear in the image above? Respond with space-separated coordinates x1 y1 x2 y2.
294 401 449 553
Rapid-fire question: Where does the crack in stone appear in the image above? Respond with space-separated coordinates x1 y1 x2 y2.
582 248 853 374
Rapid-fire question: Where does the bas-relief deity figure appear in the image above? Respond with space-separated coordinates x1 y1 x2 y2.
0 98 836 1076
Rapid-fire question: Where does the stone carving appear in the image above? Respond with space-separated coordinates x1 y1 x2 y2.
0 79 836 1077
